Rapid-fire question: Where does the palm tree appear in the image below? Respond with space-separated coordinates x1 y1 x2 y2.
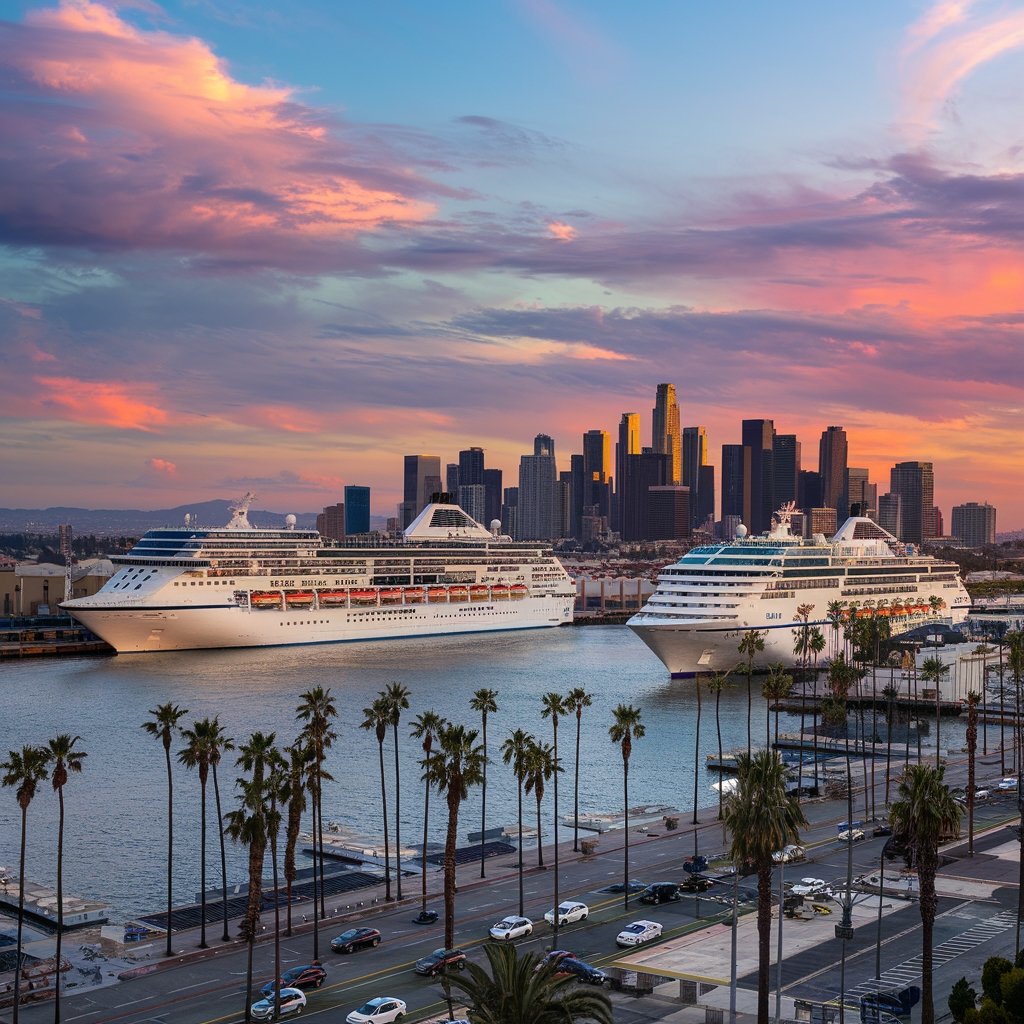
296 686 337 956
264 748 287 1021
441 942 613 1024
282 743 307 936
46 734 87 1024
563 687 593 852
361 696 394 901
224 731 277 1022
882 682 899 804
921 656 950 769
739 630 766 751
501 728 533 916
1 744 50 1024
523 739 557 868
207 718 235 942
809 627 827 793
177 718 218 948
383 681 411 900
609 704 645 910
762 665 793 748
411 710 445 917
692 672 704 825
826 600 845 659
142 702 188 957
707 672 729 820
724 750 808 1024
470 688 499 878
965 690 980 857
540 692 564 944
423 723 485 950
889 765 962 1024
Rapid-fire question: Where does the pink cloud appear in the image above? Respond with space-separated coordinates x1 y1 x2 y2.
31 375 171 431
548 220 577 241
146 456 176 475
0 1 435 266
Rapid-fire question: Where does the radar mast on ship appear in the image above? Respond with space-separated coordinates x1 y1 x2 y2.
226 492 257 530
768 501 799 539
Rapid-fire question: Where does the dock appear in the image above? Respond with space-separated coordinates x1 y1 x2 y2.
0 619 112 659
561 804 679 834
0 875 110 931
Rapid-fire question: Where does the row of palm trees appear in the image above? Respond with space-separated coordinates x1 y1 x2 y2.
1 735 87 1024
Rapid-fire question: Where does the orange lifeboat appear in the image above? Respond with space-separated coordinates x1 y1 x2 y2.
448 586 469 602
510 584 529 599
427 587 449 601
379 588 404 603
490 584 511 600
403 587 424 603
285 590 315 607
470 585 490 601
250 591 282 608
349 589 378 605
318 590 348 606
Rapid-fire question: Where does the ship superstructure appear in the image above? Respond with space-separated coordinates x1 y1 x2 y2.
63 495 575 653
628 505 970 676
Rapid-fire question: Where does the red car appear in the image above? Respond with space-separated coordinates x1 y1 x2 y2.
414 948 467 977
331 927 382 954
260 963 327 996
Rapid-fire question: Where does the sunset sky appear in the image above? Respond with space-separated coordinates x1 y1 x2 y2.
1 0 1022 527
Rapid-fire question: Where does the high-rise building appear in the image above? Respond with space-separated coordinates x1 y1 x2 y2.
808 507 838 537
317 502 345 541
557 471 573 539
518 434 558 539
877 492 902 539
569 452 586 538
889 461 935 545
343 486 370 535
501 486 519 538
846 467 872 519
952 502 996 547
483 468 503 526
621 451 670 541
818 426 848 516
682 426 709 527
742 418 774 534
798 470 822 511
697 464 716 528
446 463 460 496
648 486 691 540
652 383 681 484
583 429 612 521
772 433 801 509
614 412 641 532
457 484 486 524
403 454 442 526
721 444 748 522
458 447 485 487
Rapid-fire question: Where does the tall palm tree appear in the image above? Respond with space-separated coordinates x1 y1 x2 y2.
809 627 827 793
142 702 188 957
296 686 337 957
411 710 445 917
826 601 845 658
692 672 703 825
882 682 899 804
921 656 950 769
762 665 793 748
889 765 962 1024
207 718 235 942
264 748 287 1021
707 672 729 820
361 696 394 901
470 688 499 878
423 723 485 950
523 739 557 868
177 718 217 948
441 943 613 1024
540 692 564 944
724 750 808 1024
739 630 766 751
609 704 645 910
501 729 533 915
965 690 980 857
282 743 307 936
46 734 87 1024
563 687 593 852
383 681 411 900
224 730 277 1022
1 744 50 1024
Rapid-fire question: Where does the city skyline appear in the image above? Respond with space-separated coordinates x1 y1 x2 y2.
1 1 1022 526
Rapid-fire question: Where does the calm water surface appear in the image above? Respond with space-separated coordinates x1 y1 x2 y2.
2 625 931 919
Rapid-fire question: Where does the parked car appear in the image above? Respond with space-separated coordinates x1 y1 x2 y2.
790 878 828 896
345 997 407 1024
772 845 806 864
679 875 715 893
639 882 681 904
997 777 1019 791
615 920 663 947
251 988 306 1021
974 789 992 801
413 948 467 977
331 927 382 954
683 855 709 874
872 825 893 837
544 901 589 926
260 964 327 996
837 828 866 843
605 879 647 893
489 915 533 941
556 957 607 985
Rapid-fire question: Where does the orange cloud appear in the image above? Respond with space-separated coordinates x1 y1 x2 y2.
146 456 176 475
34 376 171 431
548 221 577 241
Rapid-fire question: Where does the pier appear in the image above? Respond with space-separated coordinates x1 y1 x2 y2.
0 875 110 931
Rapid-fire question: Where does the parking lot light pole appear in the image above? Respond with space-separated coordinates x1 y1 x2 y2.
775 858 785 1024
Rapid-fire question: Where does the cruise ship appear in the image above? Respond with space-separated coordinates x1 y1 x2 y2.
628 505 971 676
62 495 575 653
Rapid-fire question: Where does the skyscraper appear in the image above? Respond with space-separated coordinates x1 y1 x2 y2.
952 502 996 547
583 429 612 520
445 463 460 497
652 383 681 484
614 412 641 532
697 464 716 528
483 467 503 525
458 446 485 487
518 434 558 539
343 485 370 535
877 492 902 539
742 418 774 534
621 450 670 541
772 433 801 509
402 454 442 527
889 461 934 545
457 484 486 524
721 444 748 522
818 426 848 516
682 425 709 527
569 452 586 539
845 467 872 518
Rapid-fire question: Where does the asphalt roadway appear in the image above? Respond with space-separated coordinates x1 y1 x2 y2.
9 749 1024 1024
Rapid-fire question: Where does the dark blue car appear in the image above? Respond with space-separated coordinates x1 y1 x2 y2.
260 963 326 996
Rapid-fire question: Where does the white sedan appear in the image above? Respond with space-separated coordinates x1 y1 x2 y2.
790 877 828 896
544 901 589 926
346 997 407 1024
772 845 805 864
488 915 534 941
837 829 866 843
615 920 663 947
997 778 1018 791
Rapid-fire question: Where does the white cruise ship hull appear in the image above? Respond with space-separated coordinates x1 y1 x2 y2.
69 596 573 653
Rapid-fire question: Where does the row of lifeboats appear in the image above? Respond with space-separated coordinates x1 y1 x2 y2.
248 583 530 610
842 602 939 619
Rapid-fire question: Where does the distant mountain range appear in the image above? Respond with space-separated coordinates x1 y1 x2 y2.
0 501 388 535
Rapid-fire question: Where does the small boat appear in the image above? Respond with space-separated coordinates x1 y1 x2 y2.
448 587 469 602
349 589 378 605
510 585 529 599
490 584 510 600
427 587 449 601
470 585 490 601
317 590 349 606
250 591 282 608
379 588 404 603
285 591 315 607
403 587 425 603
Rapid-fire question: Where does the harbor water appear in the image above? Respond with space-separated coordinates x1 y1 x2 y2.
0 625 973 921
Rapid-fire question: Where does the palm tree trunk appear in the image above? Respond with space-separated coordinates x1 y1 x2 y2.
377 741 392 900
552 723 560 950
622 757 630 911
309 782 319 959
392 724 403 900
271 833 281 1021
317 776 326 919
54 786 65 1024
715 688 724 821
812 670 820 794
534 793 544 868
920 867 937 1024
479 720 487 879
421 773 430 915
692 676 702 825
967 702 977 857
756 860 772 1024
516 779 524 916
573 714 582 851
746 668 753 752
212 762 230 943
14 805 28 1024
443 788 459 951
164 746 173 958
199 779 208 948
242 840 263 1023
